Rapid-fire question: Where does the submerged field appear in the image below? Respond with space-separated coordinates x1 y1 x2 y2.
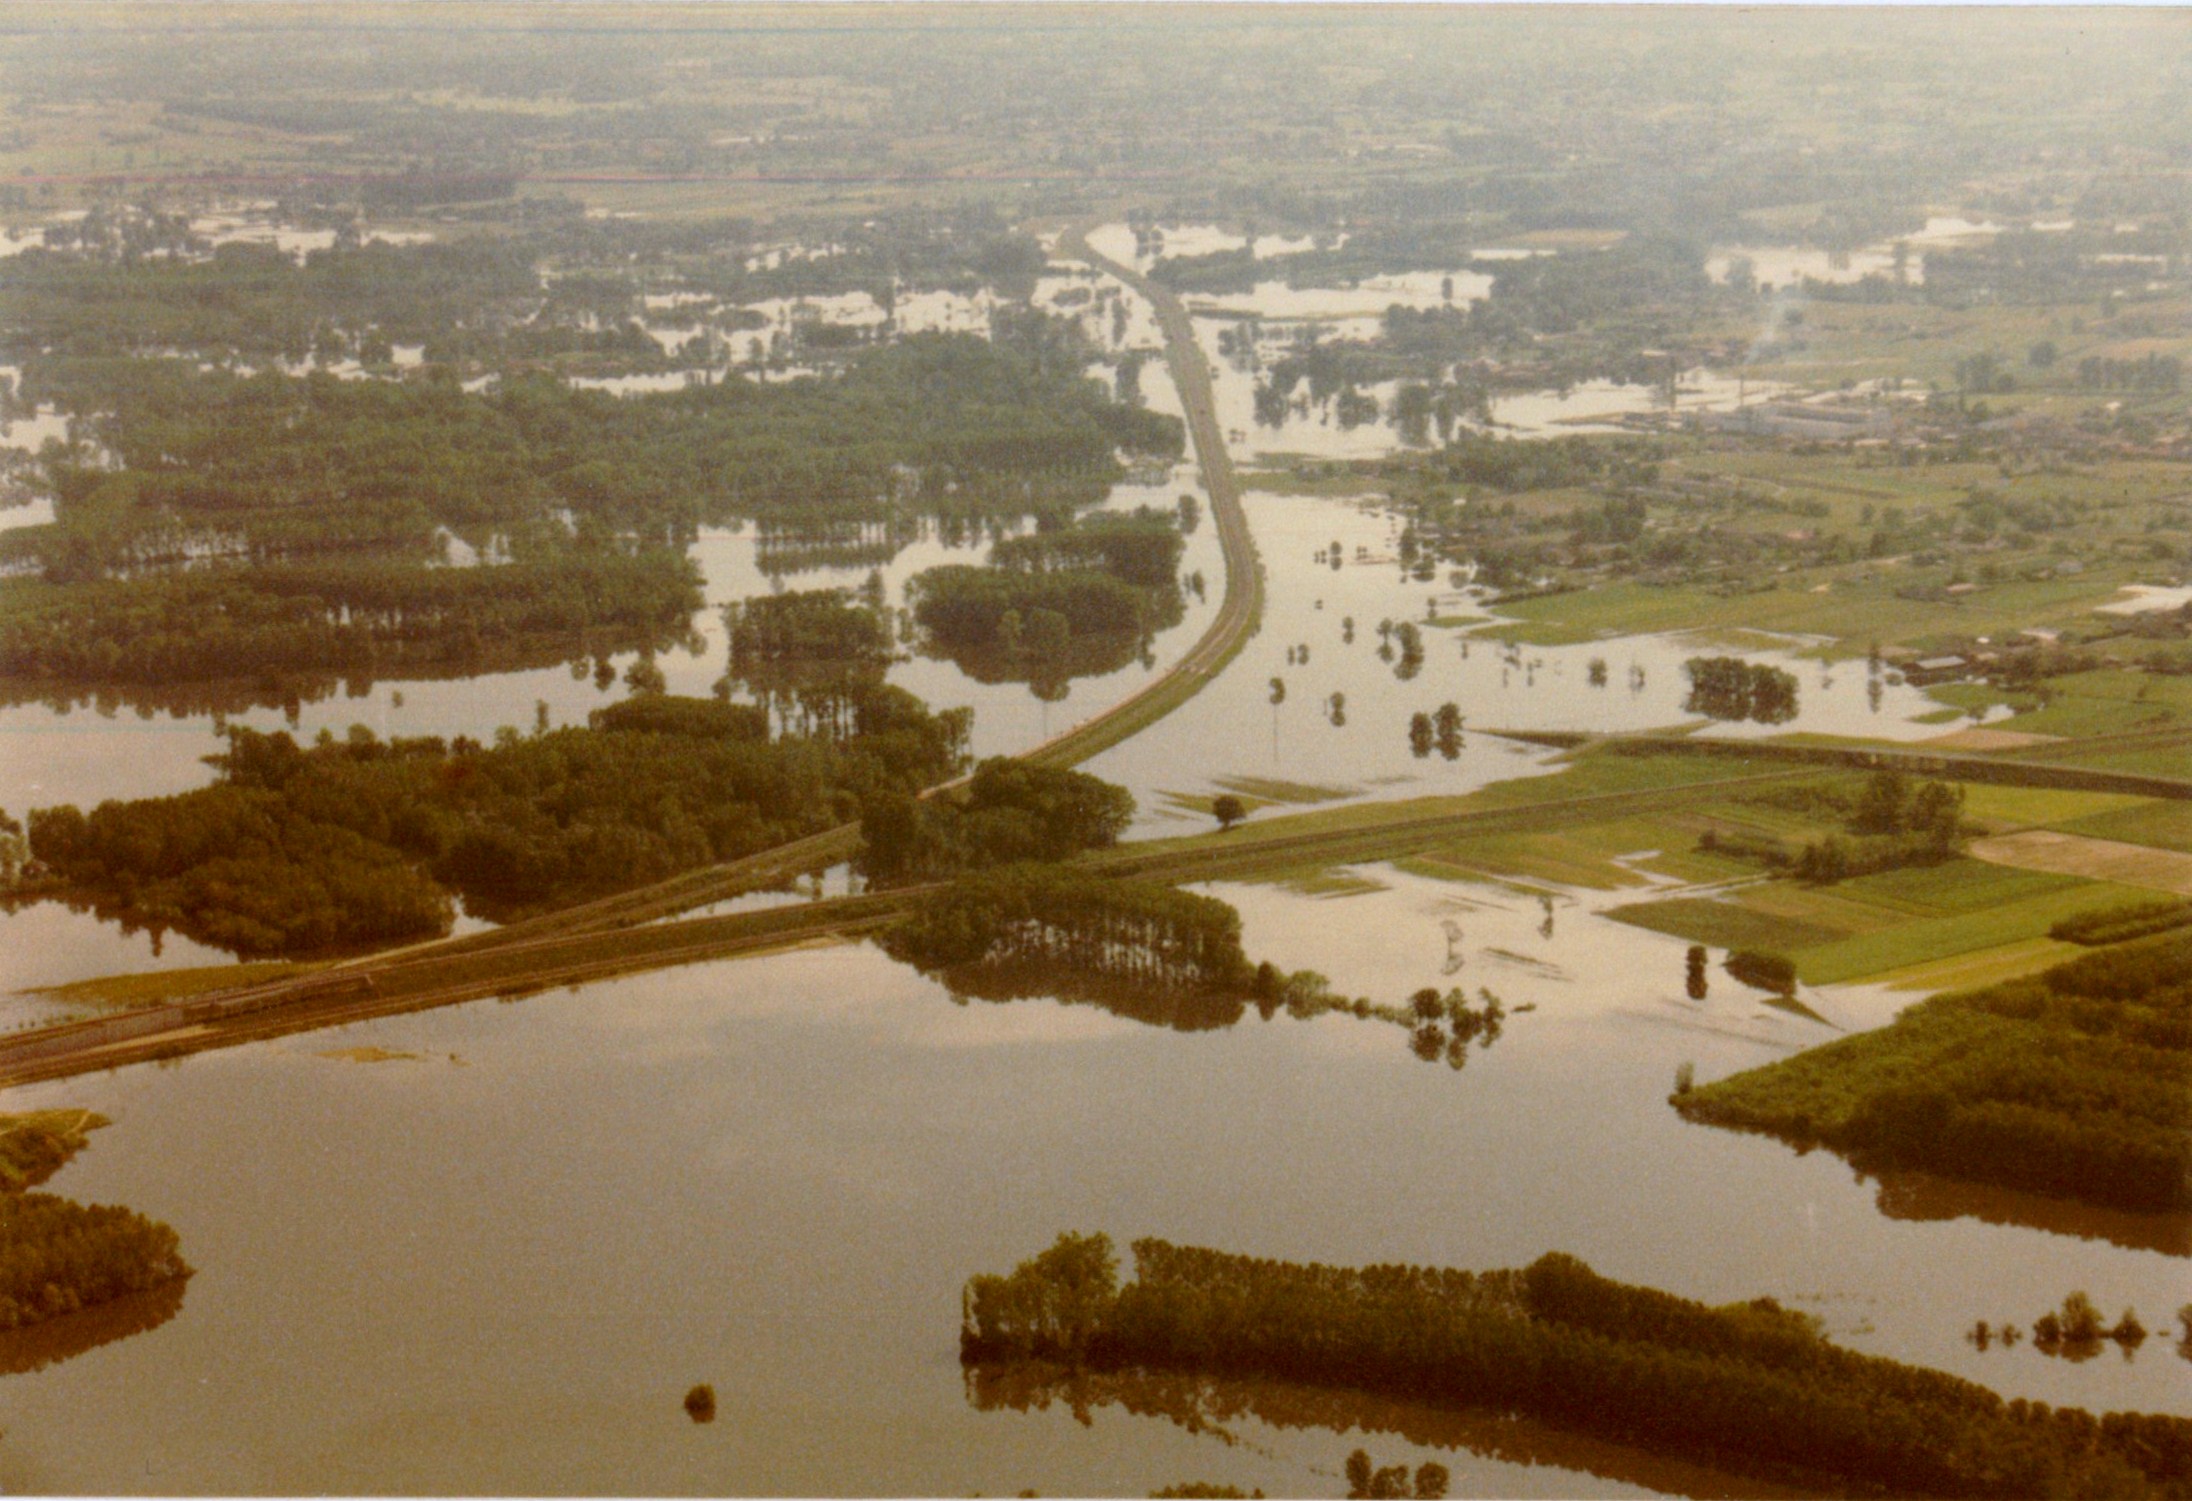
2 864 2186 1496
2 7 2191 1495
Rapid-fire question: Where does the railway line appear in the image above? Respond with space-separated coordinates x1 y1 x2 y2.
13 229 2188 1091
0 765 1813 1087
0 227 1267 1086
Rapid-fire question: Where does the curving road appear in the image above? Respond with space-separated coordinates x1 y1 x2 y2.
0 765 1806 1089
447 225 1261 941
0 223 1268 1082
1014 225 1262 768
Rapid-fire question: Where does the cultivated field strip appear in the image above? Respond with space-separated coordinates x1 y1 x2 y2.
1481 729 2192 799
0 770 1806 1086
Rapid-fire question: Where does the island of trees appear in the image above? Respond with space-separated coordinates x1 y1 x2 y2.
961 1233 2192 1500
23 688 970 954
1680 656 1800 725
908 508 1188 684
882 864 1254 997
1674 931 2191 1214
0 1111 193 1336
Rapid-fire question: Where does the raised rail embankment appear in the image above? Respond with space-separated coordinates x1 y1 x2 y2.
0 766 1818 1087
0 228 1267 1085
407 228 1259 948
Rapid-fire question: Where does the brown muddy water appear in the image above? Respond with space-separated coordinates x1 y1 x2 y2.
2 868 2183 1496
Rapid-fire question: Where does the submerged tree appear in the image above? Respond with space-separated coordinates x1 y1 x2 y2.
1681 656 1798 724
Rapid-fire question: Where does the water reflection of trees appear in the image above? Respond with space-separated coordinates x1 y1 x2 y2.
939 958 1247 1032
962 1362 1805 1501
0 1278 187 1378
0 620 693 721
922 626 1158 693
1872 1169 2192 1259
932 956 1518 1062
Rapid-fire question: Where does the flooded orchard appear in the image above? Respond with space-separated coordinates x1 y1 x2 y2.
1 867 2183 1496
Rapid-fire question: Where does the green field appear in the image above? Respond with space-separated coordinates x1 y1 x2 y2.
1955 784 2156 831
2060 798 2192 852
1861 937 2082 992
1605 849 2152 985
1984 669 2192 739
1485 567 2148 657
1606 896 1848 952
1788 876 2156 984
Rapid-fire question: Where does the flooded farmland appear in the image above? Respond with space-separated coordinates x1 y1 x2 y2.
4 5 2189 1496
1 865 2183 1495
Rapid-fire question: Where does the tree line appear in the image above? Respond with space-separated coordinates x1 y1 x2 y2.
961 1233 2192 1499
24 689 969 954
881 864 1254 996
0 547 699 695
1675 931 2192 1213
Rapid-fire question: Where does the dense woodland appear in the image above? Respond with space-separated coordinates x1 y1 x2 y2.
881 864 1255 997
0 303 1179 707
1675 933 2192 1214
962 1234 2192 1500
25 689 969 953
909 508 1188 679
858 758 1135 886
0 548 698 696
0 1111 193 1338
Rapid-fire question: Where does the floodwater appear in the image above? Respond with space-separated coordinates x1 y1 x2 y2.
1706 218 2007 292
1184 270 1496 323
1165 282 1779 458
0 471 1221 981
1080 223 1340 270
0 466 1219 814
0 497 55 534
1077 224 1731 459
2097 583 2192 616
0 260 1224 973
1707 246 1903 290
675 288 1007 368
1082 484 1965 835
3 215 2179 1496
0 288 1915 983
0 865 2182 1496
